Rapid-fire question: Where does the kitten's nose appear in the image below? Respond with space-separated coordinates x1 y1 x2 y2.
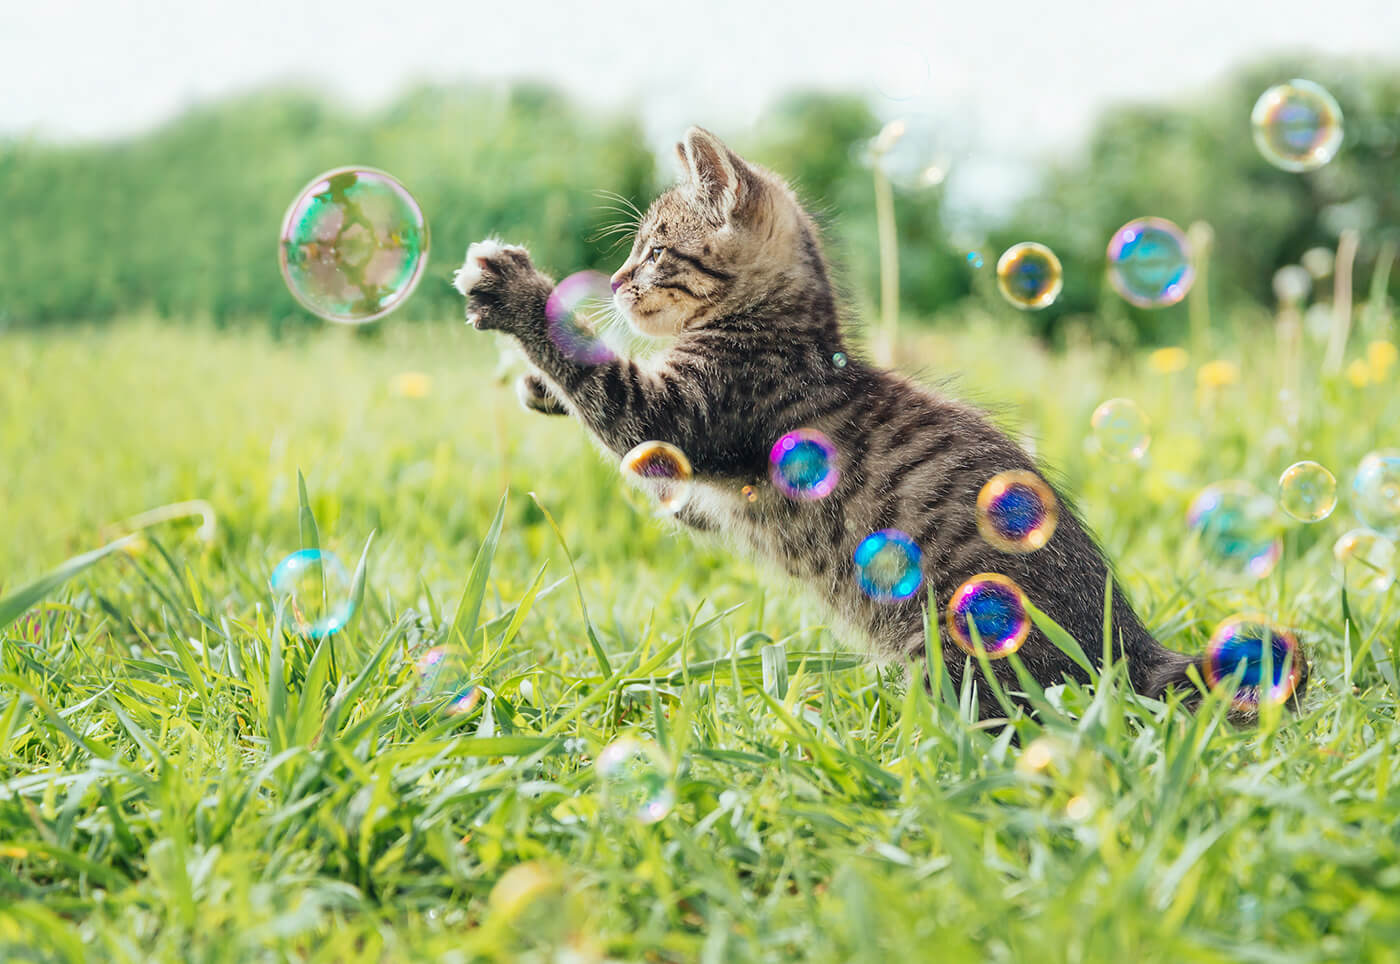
610 270 627 293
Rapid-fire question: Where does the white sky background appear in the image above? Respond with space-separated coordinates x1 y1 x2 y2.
3 0 1399 213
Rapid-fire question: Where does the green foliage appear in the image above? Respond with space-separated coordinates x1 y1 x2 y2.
0 85 660 332
994 56 1400 344
4 317 1400 959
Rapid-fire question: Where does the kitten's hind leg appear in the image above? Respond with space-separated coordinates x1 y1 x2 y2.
517 372 569 416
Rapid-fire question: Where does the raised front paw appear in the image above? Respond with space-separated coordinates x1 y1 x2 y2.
452 239 553 333
516 372 570 416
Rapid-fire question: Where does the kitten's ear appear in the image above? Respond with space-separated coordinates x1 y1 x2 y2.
679 126 754 224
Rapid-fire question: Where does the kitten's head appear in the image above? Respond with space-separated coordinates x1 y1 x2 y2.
610 127 824 336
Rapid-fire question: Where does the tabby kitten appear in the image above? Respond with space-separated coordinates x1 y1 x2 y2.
453 127 1305 719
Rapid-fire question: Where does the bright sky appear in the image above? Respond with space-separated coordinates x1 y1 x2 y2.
4 0 1397 211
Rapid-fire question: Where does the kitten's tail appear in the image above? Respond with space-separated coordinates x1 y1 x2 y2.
1140 644 1311 718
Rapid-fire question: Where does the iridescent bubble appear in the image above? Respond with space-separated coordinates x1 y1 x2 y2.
741 485 759 503
976 470 1059 553
966 251 984 269
946 573 1031 658
1251 80 1344 172
1090 398 1151 461
769 429 840 501
995 242 1063 310
621 441 695 515
1203 615 1305 710
544 271 616 365
1352 450 1400 537
1187 481 1282 580
853 529 922 602
832 352 848 369
413 645 482 716
1106 217 1194 308
1333 528 1397 594
278 168 428 324
270 549 352 637
1278 460 1337 522
595 736 675 824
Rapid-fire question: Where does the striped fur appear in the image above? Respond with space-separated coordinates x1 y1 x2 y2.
457 127 1306 720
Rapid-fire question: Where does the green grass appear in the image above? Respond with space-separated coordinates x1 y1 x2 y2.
3 313 1400 962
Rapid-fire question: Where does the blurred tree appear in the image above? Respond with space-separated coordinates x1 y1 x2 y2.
991 57 1400 345
0 84 659 331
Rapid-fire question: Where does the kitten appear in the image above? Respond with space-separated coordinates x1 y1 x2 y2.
453 127 1306 720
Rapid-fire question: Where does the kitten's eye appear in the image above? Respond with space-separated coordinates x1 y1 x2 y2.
647 246 664 263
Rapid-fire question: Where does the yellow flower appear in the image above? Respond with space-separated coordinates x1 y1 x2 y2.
1368 340 1398 381
389 371 433 398
1346 359 1371 388
1196 360 1240 389
1148 347 1189 374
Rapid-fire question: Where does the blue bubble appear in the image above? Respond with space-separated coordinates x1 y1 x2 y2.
853 529 922 601
270 548 352 637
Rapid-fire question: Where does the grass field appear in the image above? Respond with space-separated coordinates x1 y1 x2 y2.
4 312 1400 962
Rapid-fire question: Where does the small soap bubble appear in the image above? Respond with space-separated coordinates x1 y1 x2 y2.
976 470 1059 553
1352 450 1400 537
1106 217 1193 308
1333 528 1397 594
595 737 675 824
831 351 848 369
1278 460 1337 522
621 441 695 515
1187 482 1282 580
769 428 840 501
278 168 428 324
413 645 482 716
741 485 759 503
1204 615 1304 710
544 271 616 365
946 573 1031 658
1090 398 1151 461
995 242 1063 310
1252 80 1344 172
966 251 984 269
853 529 922 602
270 549 353 637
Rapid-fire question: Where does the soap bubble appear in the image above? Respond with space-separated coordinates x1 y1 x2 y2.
832 352 848 369
741 485 759 503
976 470 1059 553
414 645 481 716
1203 615 1304 710
996 242 1063 310
1187 482 1282 580
595 737 674 824
769 428 840 501
1090 398 1151 461
967 251 984 269
946 573 1031 658
1106 217 1193 308
1252 79 1344 172
1333 528 1397 595
621 441 695 515
545 271 616 365
853 529 922 601
1278 460 1338 523
1352 450 1400 537
270 549 353 637
278 168 428 324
